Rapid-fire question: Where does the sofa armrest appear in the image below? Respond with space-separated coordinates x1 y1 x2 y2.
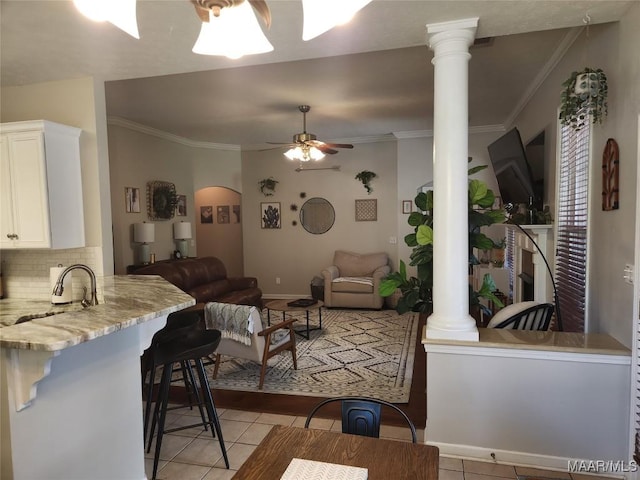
322 266 339 281
228 276 258 290
321 266 339 307
372 265 392 289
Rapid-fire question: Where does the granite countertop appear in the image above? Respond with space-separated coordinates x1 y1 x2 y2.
423 327 630 357
0 275 195 351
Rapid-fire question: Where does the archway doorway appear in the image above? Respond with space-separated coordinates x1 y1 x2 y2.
194 186 243 277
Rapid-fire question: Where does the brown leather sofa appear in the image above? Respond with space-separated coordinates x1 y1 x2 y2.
133 257 262 312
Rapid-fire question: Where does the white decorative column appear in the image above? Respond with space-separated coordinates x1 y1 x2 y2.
426 18 479 341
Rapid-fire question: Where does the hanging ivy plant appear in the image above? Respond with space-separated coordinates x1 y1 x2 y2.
259 177 278 196
559 67 608 131
355 170 377 194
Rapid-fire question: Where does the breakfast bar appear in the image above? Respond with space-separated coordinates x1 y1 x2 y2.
0 275 195 480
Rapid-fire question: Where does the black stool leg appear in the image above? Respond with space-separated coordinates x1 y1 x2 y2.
183 359 209 433
194 357 229 469
151 363 173 480
143 360 158 445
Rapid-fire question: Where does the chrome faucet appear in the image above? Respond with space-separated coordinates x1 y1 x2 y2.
52 264 99 308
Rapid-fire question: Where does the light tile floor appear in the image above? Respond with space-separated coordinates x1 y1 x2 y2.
145 404 619 480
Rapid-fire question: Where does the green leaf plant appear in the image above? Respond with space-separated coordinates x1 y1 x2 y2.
559 67 608 131
380 162 505 317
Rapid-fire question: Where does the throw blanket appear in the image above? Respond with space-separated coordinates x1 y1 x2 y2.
332 276 374 286
205 302 255 346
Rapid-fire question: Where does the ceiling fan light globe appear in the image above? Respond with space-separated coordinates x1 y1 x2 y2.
301 0 372 41
192 2 273 58
309 147 326 161
74 0 139 39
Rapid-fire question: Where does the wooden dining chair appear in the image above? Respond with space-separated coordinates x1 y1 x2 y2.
304 396 417 443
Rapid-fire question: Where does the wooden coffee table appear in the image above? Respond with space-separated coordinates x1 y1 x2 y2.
264 299 323 339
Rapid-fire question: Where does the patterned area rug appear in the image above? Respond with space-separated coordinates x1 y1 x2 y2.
207 309 418 403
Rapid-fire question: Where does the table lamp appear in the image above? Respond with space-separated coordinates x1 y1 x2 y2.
173 221 191 258
133 222 155 264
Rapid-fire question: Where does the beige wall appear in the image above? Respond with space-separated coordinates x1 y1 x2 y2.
241 141 398 298
194 187 243 277
106 123 244 273
513 6 640 346
0 76 114 274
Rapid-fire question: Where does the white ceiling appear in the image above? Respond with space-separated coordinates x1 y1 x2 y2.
0 1 635 148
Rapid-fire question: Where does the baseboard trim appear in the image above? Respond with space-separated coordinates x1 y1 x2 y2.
430 441 598 474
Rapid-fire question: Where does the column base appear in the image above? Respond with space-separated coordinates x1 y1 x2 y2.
425 313 479 341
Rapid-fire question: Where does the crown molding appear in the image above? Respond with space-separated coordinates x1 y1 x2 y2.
394 124 504 139
107 116 240 151
503 26 582 129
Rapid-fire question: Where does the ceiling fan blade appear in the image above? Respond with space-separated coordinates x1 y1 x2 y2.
315 145 339 155
323 142 354 149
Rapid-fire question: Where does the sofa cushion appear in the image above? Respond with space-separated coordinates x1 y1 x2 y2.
188 280 232 303
333 250 388 277
332 279 374 294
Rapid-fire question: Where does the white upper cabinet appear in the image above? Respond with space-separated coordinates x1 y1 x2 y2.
0 120 85 249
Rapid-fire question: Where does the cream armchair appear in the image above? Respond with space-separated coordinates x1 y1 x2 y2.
322 250 390 309
206 303 297 389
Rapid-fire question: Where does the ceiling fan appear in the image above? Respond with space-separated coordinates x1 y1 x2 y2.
268 105 354 162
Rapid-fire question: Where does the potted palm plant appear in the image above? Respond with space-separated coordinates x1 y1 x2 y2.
380 163 505 317
559 67 608 131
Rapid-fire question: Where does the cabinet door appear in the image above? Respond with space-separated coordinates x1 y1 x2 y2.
0 136 16 247
7 132 50 247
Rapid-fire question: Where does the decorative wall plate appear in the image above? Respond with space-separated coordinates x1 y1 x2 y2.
147 180 178 220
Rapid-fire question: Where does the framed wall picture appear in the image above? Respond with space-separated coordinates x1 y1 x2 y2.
200 205 213 224
232 204 241 223
261 202 281 229
217 205 230 224
355 199 377 221
176 195 187 216
125 187 140 213
402 200 412 214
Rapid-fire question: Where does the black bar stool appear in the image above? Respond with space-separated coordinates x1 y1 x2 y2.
141 311 208 445
147 326 229 480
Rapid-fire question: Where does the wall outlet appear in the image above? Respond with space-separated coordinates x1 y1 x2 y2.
623 264 634 285
275 277 281 285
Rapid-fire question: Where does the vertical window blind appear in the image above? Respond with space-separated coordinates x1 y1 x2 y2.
555 113 590 332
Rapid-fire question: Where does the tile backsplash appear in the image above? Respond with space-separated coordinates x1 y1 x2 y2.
1 247 105 300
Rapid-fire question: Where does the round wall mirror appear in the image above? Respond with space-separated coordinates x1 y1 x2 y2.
300 197 335 234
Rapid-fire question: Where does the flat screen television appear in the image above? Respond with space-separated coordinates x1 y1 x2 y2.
487 127 536 207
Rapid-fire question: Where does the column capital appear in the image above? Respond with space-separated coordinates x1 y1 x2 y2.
426 17 478 51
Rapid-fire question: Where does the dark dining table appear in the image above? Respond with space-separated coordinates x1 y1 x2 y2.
231 425 439 480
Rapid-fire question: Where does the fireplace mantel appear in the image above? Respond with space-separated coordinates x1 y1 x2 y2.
505 224 553 304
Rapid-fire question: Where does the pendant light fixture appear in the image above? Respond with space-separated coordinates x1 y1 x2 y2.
301 0 372 41
73 0 139 39
192 1 273 58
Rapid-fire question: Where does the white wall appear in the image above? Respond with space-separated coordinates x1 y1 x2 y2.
512 6 640 346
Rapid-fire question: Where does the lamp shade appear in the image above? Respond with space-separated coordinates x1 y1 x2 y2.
73 0 139 39
302 0 372 41
133 222 155 243
192 2 273 59
173 222 192 240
